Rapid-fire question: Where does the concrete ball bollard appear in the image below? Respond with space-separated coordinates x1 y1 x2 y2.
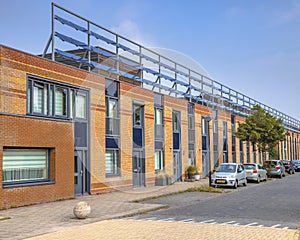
73 201 91 219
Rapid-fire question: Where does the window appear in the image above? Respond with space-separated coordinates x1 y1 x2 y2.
155 108 163 125
3 149 49 185
76 94 87 118
155 151 164 171
155 107 164 140
134 105 142 127
27 76 87 120
188 150 195 165
55 88 67 116
173 112 180 132
105 150 119 176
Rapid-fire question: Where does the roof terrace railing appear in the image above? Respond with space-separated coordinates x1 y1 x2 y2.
43 2 300 134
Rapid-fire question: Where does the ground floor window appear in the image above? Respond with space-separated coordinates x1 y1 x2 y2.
3 149 49 184
188 150 195 166
155 151 164 171
105 149 120 176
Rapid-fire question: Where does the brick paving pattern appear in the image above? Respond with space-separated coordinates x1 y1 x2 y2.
0 179 299 240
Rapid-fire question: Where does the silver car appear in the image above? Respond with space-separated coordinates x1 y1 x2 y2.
264 160 286 178
211 163 247 189
244 163 268 183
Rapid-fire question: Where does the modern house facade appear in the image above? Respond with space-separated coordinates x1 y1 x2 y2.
1 3 300 209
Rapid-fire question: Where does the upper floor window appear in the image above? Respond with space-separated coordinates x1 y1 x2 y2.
155 108 163 125
173 111 180 132
27 76 87 120
134 105 142 127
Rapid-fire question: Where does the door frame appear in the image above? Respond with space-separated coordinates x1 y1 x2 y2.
74 149 88 196
173 150 182 182
132 150 145 188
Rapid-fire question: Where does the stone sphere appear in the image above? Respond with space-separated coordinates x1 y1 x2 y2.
73 201 91 219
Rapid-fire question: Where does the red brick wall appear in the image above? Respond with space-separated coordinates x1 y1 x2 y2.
0 115 74 209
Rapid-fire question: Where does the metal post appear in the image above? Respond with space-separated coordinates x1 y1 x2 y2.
51 2 55 61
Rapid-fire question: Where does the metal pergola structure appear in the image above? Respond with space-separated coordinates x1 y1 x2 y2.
43 3 300 134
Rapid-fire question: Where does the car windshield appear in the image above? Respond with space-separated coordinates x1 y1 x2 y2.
292 160 300 164
244 164 255 170
216 164 236 173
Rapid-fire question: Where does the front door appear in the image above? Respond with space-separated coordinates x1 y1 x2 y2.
74 150 86 196
173 151 182 182
132 150 145 188
202 152 209 178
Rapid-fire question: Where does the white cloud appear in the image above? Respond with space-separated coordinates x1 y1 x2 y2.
111 19 155 47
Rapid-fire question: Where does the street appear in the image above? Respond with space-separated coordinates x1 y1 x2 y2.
125 173 300 230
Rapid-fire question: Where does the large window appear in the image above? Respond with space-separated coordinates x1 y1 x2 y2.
27 76 87 120
105 150 120 176
3 149 50 185
155 151 164 171
105 79 120 177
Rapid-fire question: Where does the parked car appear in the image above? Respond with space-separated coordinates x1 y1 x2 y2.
244 163 268 183
211 163 247 189
282 160 295 174
291 160 300 172
264 160 285 178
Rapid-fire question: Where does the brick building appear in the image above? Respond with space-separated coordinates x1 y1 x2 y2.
1 4 300 208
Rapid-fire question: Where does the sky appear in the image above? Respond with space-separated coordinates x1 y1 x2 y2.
1 0 300 121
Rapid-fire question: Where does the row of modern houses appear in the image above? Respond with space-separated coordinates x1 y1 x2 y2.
1 3 300 209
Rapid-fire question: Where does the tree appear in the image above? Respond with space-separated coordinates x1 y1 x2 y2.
236 105 287 161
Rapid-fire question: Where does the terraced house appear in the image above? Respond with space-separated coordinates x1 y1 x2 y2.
1 3 300 208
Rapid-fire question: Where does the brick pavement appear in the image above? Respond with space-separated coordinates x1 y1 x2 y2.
0 179 299 240
25 220 300 240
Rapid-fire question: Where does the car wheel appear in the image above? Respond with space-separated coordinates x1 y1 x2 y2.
243 179 247 186
233 180 238 189
257 176 260 183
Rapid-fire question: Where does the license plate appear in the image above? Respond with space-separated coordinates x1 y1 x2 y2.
246 172 251 175
216 179 226 184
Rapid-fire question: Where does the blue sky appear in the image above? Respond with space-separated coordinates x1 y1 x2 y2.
1 0 300 120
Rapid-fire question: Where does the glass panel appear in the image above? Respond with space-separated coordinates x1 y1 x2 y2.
134 105 141 126
76 94 86 119
3 149 48 183
188 115 194 130
70 90 74 118
49 85 53 115
202 118 207 135
188 150 195 165
155 151 164 170
107 99 117 118
105 150 119 175
55 88 67 116
155 108 163 125
33 84 43 113
27 81 31 113
173 112 180 132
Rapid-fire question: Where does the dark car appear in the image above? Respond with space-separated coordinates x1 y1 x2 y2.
282 160 295 174
264 160 285 178
291 160 300 172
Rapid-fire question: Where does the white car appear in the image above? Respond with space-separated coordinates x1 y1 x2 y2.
211 163 247 189
244 163 267 183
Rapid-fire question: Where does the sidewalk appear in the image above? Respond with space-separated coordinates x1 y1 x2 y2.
0 179 299 240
